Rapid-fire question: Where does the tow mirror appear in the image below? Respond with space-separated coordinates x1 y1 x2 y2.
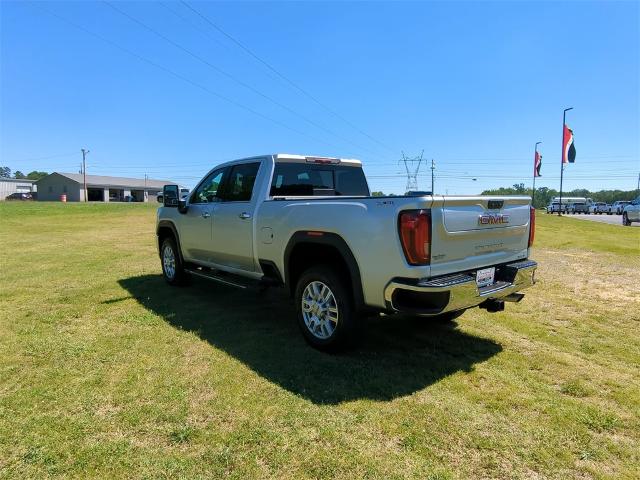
163 185 179 207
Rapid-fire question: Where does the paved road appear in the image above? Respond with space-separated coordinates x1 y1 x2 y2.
546 212 640 227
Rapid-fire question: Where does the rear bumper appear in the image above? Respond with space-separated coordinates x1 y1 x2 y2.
383 260 537 316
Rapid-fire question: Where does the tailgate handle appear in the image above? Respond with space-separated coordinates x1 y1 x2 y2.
488 200 504 209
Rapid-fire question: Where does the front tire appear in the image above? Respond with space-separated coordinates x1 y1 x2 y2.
623 213 631 226
294 266 360 351
161 237 187 285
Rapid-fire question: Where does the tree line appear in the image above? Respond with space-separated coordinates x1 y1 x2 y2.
481 183 639 209
369 183 638 208
0 166 48 181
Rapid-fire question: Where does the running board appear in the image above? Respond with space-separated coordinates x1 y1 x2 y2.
185 267 250 289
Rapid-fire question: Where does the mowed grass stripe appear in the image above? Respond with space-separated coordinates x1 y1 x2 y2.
1 202 638 479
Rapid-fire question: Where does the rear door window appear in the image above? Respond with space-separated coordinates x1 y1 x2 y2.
221 163 260 202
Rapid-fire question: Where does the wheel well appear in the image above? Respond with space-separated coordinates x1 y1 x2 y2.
157 225 177 257
286 240 368 312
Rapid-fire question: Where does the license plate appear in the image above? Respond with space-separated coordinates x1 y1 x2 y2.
476 267 496 288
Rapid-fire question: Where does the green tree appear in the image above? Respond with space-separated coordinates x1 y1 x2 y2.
371 191 385 197
14 171 26 179
26 171 48 181
0 166 11 178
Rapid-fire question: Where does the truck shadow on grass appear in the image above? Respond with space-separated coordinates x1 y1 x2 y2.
119 275 502 404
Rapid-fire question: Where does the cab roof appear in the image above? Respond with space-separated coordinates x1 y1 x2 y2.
273 153 362 166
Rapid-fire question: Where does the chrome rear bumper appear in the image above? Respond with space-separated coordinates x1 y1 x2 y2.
383 260 537 316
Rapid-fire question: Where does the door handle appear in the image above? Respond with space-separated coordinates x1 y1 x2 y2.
239 212 251 219
201 212 211 218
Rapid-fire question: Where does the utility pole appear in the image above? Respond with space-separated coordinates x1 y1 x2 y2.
81 148 89 202
559 107 573 216
430 159 435 194
400 150 424 193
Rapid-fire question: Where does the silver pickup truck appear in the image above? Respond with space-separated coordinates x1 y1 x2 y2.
157 154 537 350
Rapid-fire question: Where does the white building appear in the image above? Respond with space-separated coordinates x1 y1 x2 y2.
0 178 37 200
36 172 176 202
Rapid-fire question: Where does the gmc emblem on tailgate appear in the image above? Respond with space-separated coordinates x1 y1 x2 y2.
478 213 510 225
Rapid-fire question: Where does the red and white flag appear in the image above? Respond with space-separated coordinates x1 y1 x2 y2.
534 151 542 177
563 125 576 163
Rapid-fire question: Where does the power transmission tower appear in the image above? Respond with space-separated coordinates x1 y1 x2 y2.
400 150 424 193
81 148 89 202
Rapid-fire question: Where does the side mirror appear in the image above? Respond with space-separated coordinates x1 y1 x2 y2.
163 185 179 207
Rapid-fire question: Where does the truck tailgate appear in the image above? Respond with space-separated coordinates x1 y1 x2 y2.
430 196 531 276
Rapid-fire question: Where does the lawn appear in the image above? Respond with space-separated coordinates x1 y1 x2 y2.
1 202 639 479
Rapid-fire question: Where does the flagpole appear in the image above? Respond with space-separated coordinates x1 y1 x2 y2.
533 141 541 208
559 107 573 216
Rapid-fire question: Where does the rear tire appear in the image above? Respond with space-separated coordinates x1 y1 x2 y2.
161 237 188 285
294 266 360 351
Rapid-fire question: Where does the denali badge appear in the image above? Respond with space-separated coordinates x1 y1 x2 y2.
478 213 510 225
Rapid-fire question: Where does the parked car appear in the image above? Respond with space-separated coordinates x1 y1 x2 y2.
156 153 537 351
157 188 190 203
546 202 567 214
5 192 34 201
608 201 631 215
622 196 640 226
589 202 608 214
568 202 589 214
405 190 432 197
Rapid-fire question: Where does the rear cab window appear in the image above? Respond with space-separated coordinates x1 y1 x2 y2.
270 163 369 197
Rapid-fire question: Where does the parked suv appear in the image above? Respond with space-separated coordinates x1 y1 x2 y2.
622 196 640 226
608 201 630 215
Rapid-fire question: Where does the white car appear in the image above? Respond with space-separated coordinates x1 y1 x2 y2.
622 196 640 226
608 201 630 215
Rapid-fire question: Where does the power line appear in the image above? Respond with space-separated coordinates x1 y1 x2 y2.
30 4 356 153
10 151 79 162
179 0 397 154
103 1 386 159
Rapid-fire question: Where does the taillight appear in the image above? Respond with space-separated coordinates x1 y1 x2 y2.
528 207 536 247
399 210 431 265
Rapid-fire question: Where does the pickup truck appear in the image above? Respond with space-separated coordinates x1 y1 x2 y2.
622 196 640 226
568 202 589 214
546 202 567 214
157 154 537 350
589 202 608 214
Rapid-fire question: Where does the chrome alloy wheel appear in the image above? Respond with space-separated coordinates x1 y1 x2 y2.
163 244 176 280
301 281 339 339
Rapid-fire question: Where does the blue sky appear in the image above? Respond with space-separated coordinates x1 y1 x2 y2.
1 1 638 194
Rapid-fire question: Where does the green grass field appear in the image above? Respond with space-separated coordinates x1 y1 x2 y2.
1 202 639 479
